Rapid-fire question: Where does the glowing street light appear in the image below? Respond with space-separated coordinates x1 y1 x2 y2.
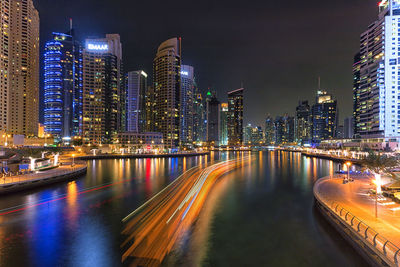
345 161 352 182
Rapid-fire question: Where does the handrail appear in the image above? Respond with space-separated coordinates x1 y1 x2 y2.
329 200 400 266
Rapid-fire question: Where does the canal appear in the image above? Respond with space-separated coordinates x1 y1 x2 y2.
0 151 366 266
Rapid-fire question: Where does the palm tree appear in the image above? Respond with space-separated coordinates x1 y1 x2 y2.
360 152 399 194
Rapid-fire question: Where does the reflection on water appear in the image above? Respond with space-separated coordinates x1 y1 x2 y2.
0 151 366 267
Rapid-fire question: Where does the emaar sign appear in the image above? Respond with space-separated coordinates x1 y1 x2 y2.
87 43 109 51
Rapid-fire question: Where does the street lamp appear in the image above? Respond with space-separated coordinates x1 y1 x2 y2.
345 161 352 183
2 134 10 147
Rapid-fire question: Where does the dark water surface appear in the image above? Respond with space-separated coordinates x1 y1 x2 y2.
0 151 366 266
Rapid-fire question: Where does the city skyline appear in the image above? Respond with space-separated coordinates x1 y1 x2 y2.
34 0 380 126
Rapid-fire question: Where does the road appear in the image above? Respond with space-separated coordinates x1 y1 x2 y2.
315 175 400 262
121 157 251 266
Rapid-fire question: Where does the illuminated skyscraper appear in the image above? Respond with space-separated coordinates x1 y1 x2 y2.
228 88 244 146
206 91 220 144
265 115 275 145
354 0 400 138
193 91 206 143
0 0 39 135
180 65 194 146
220 103 229 146
126 70 147 133
82 34 124 144
153 37 181 148
295 100 311 144
44 31 83 141
311 91 338 143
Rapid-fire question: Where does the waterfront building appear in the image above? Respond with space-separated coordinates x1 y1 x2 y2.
228 88 244 146
206 92 220 145
153 38 181 148
352 52 361 137
82 34 124 145
0 0 39 135
193 90 206 144
311 91 338 143
145 85 156 132
354 1 400 138
295 100 311 145
265 115 275 145
244 124 252 145
44 30 83 141
180 65 194 146
251 126 264 146
275 115 295 145
118 132 163 148
126 70 147 133
220 103 229 146
344 117 354 139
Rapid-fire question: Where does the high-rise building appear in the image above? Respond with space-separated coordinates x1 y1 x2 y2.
180 65 194 146
153 38 181 148
220 103 229 146
193 90 206 144
252 126 264 146
352 52 361 138
295 100 311 144
82 34 124 145
265 115 275 145
206 92 220 144
44 31 83 141
228 88 244 146
344 117 354 139
126 70 147 133
311 91 338 143
274 115 294 145
354 1 400 138
0 0 39 135
145 85 156 132
244 124 252 145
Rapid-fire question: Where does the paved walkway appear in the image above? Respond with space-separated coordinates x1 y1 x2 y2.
315 174 400 264
0 163 87 186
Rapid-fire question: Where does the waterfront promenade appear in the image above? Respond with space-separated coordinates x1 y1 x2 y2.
77 151 210 160
0 163 87 194
314 175 400 266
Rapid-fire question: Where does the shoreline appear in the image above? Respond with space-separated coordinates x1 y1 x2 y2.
77 151 210 160
313 176 399 266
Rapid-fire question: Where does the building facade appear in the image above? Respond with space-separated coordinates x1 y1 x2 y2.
295 100 311 144
265 115 275 145
311 91 338 143
82 34 124 145
193 91 206 144
206 92 220 145
275 115 295 145
0 0 39 135
180 65 194 146
126 70 147 133
220 103 228 146
227 88 244 146
153 38 181 148
354 1 400 138
44 31 83 141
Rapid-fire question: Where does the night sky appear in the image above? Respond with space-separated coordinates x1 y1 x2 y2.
35 0 379 126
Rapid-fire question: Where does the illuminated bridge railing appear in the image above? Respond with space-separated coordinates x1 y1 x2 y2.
330 201 400 266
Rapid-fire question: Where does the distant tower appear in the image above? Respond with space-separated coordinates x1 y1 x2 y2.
206 91 220 144
153 38 181 148
0 0 40 135
295 101 311 145
227 88 244 146
126 70 148 133
180 65 194 146
82 34 124 144
44 31 83 141
311 91 338 143
220 103 229 146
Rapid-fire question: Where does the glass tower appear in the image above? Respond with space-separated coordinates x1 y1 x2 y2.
44 31 83 141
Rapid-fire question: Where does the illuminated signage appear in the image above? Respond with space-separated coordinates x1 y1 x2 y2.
181 71 189 76
87 43 109 51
